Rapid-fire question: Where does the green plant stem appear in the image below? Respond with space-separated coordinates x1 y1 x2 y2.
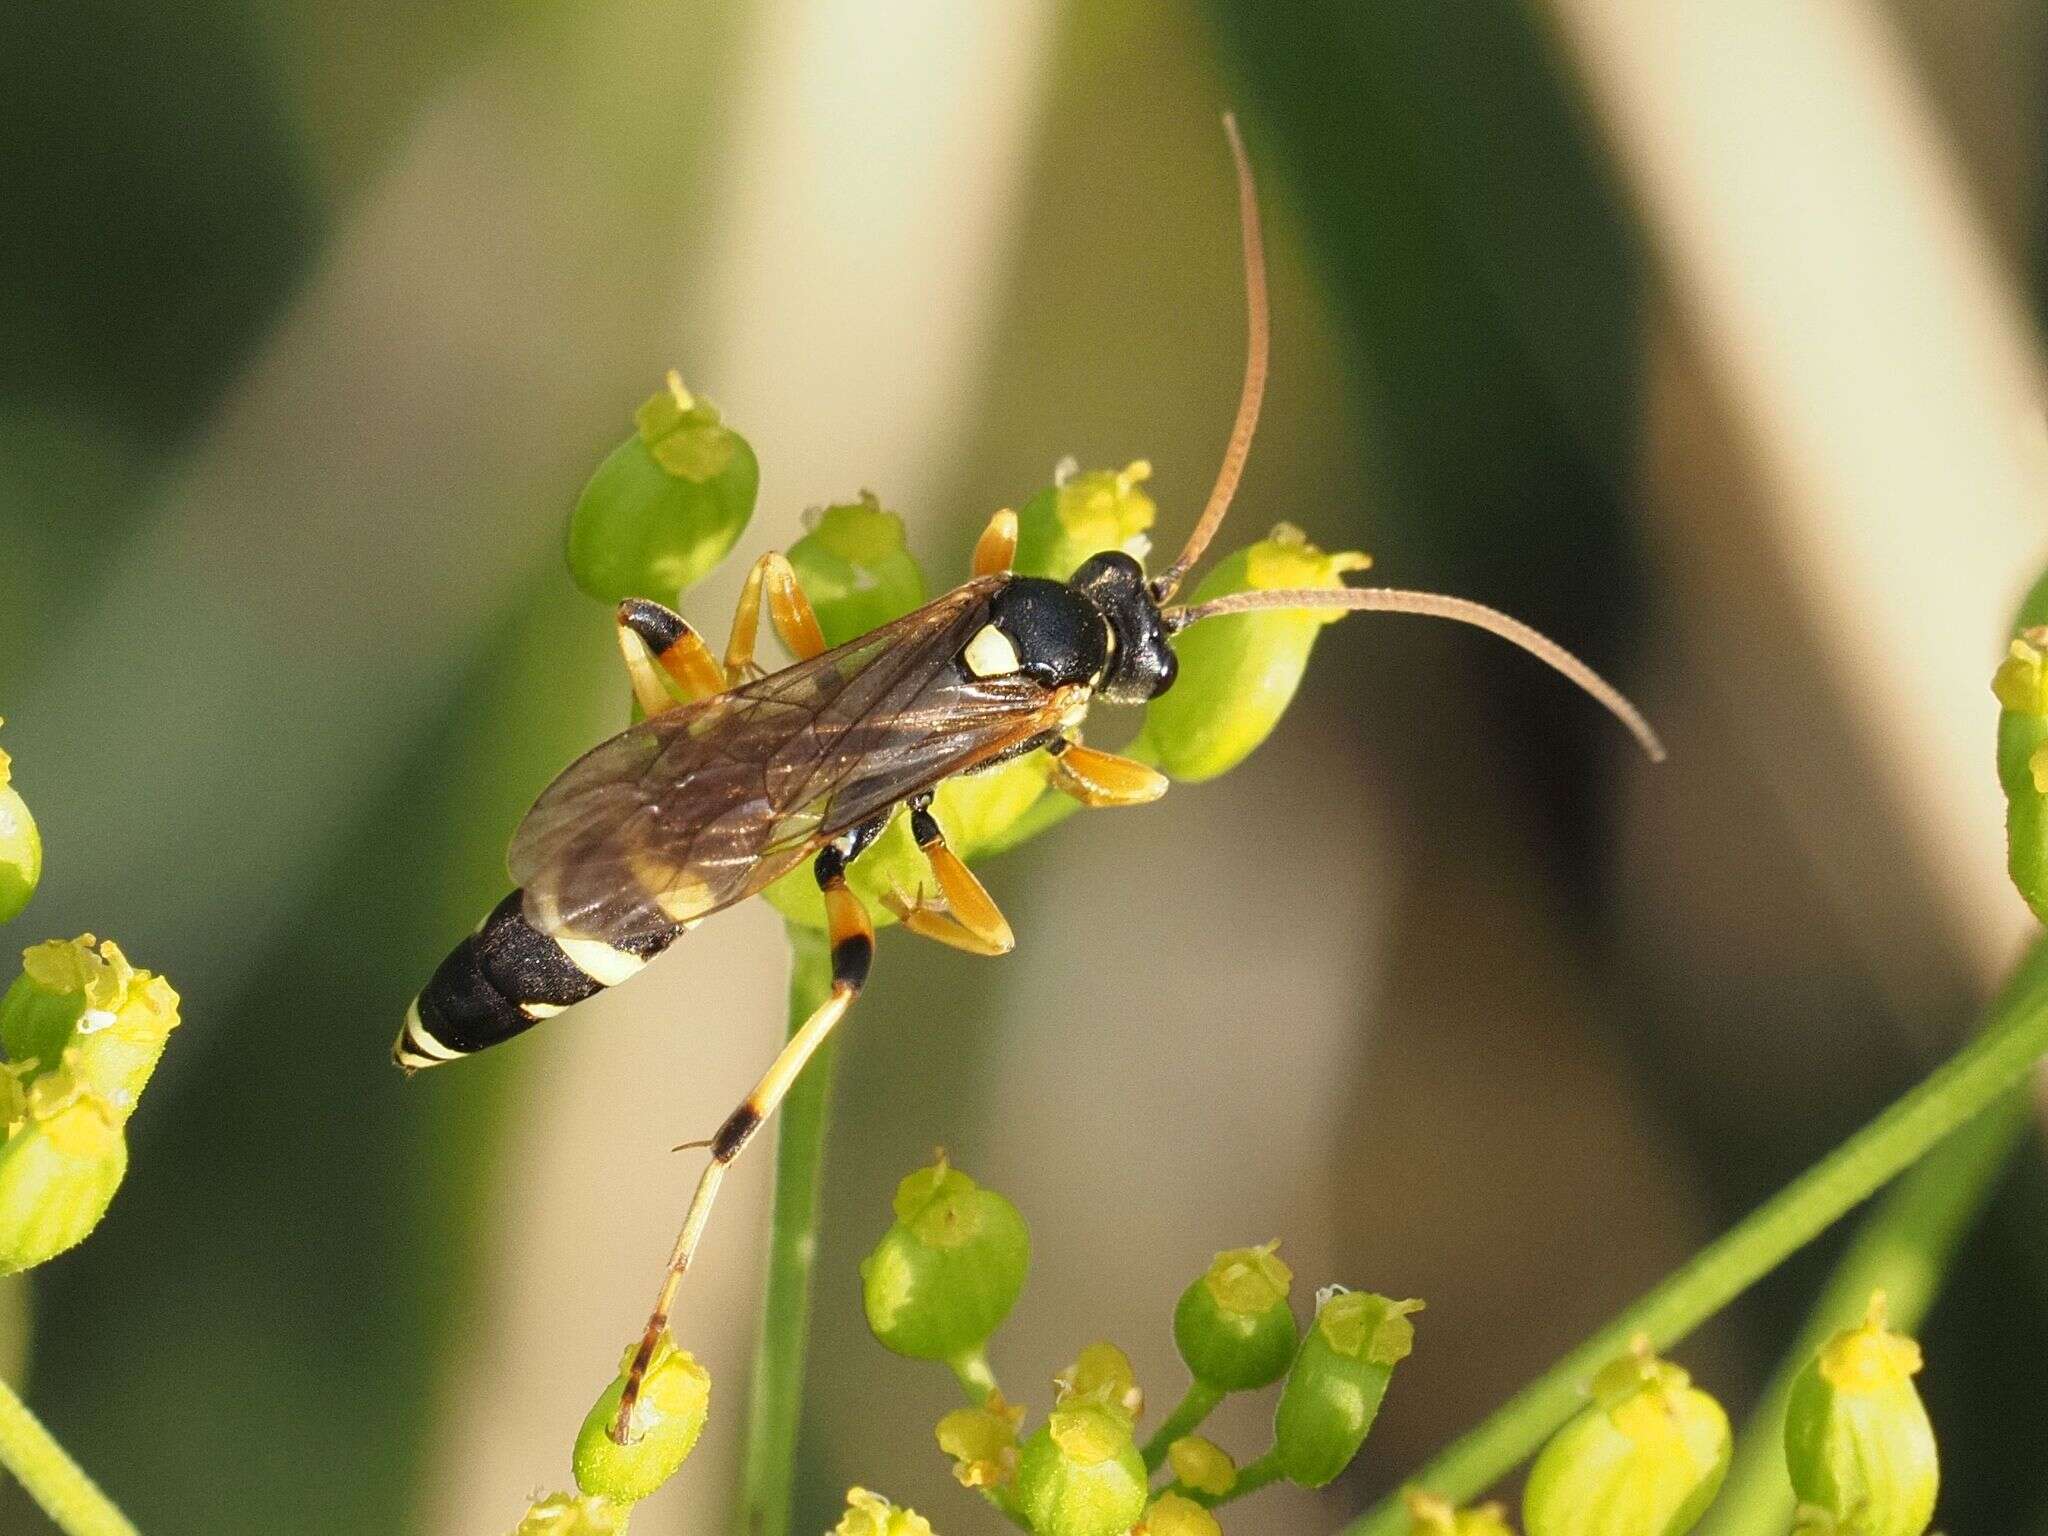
1699 1080 2033 1536
1213 1447 1284 1505
1344 935 2048 1536
0 1374 138 1536
1141 1380 1224 1472
948 1348 1000 1403
735 925 836 1536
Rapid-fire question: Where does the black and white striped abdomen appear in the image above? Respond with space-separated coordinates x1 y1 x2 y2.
394 890 680 1071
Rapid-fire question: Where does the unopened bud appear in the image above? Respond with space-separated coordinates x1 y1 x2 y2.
1140 1491 1222 1536
861 1156 1030 1362
1014 1401 1149 1536
567 373 758 605
1013 460 1156 581
1995 628 2048 924
1166 1436 1236 1498
1173 1242 1298 1391
511 1492 630 1536
833 1488 936 1536
789 493 927 646
572 1336 711 1503
1142 526 1369 782
1782 1292 1937 1536
1274 1287 1422 1488
1522 1338 1730 1536
0 724 40 924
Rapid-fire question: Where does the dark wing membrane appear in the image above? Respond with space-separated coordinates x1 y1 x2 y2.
508 579 1064 947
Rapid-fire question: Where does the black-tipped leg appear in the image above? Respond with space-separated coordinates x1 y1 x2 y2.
611 815 885 1441
616 598 727 715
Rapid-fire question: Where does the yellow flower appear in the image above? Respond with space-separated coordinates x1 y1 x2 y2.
833 1487 937 1536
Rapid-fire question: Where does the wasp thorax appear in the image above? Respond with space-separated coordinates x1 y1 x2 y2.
1070 551 1177 703
985 578 1113 690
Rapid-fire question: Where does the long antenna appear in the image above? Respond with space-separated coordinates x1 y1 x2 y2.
1164 585 1667 762
1151 113 1270 603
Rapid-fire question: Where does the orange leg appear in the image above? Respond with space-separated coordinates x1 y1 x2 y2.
971 508 1018 578
1046 736 1169 808
613 813 882 1440
726 552 829 680
616 599 727 714
881 799 1016 956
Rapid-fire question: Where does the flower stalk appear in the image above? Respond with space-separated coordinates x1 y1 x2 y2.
1345 933 2048 1535
0 1372 138 1536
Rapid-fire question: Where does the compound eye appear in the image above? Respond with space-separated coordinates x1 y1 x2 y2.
962 623 1021 678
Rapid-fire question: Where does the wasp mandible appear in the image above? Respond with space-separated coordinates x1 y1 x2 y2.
396 117 1664 1438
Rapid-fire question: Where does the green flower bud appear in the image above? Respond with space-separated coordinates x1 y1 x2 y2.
1013 460 1157 581
936 1390 1023 1489
1782 1292 1937 1536
0 724 41 925
862 1157 1029 1361
1173 1241 1298 1391
1274 1287 1422 1488
1014 1402 1149 1536
1055 1340 1143 1422
788 493 927 647
1141 526 1369 782
568 373 758 605
1 935 182 1116
1140 1491 1223 1536
1522 1339 1730 1536
1166 1435 1236 1498
1403 1490 1516 1536
0 1059 128 1273
572 1336 711 1503
833 1487 937 1536
511 1492 631 1536
1994 625 2048 923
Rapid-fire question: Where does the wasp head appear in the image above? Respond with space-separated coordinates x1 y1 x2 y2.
1070 550 1177 704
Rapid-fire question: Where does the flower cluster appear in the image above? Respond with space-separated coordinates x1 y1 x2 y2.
1514 1294 1940 1536
0 720 181 1277
856 1156 1419 1536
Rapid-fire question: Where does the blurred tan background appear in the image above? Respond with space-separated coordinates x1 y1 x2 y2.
4 0 2048 1531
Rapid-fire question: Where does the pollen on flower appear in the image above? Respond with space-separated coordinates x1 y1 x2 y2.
834 1487 936 1536
1817 1290 1923 1395
936 1392 1023 1488
1053 1341 1143 1421
1204 1242 1292 1315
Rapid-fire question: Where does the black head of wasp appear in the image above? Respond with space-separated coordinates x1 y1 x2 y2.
395 115 1664 1440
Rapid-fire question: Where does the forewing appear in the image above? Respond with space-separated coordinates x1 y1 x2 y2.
509 579 1063 946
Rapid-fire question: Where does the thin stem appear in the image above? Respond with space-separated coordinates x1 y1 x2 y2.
1141 1380 1224 1472
1699 1083 2032 1536
1344 936 2048 1536
0 1374 139 1536
735 925 837 1536
1215 1447 1285 1506
948 1348 1000 1404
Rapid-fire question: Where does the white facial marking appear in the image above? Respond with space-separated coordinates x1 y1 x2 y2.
963 623 1021 678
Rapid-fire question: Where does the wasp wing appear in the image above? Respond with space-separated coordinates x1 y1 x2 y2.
508 578 1066 948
